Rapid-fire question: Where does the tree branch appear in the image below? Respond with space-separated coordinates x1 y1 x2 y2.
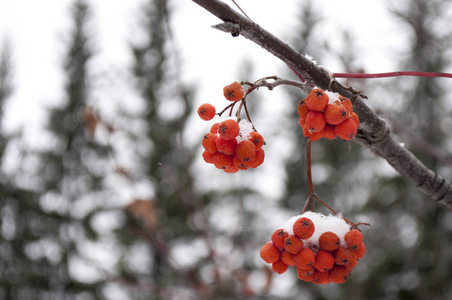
191 0 452 208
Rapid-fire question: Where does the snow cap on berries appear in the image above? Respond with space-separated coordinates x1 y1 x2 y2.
236 119 254 142
280 211 350 248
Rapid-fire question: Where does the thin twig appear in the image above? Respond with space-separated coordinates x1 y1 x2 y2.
334 71 452 79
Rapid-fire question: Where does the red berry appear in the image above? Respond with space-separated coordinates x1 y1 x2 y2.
334 247 355 267
283 235 304 254
334 118 357 140
212 153 233 169
314 250 335 272
293 217 315 239
305 111 326 133
223 81 244 102
271 229 288 249
215 136 237 155
218 119 240 140
249 148 265 168
293 248 316 270
249 131 264 150
352 242 366 259
281 250 295 266
329 265 350 284
305 89 329 112
260 241 280 264
235 140 256 162
319 231 340 251
197 103 216 121
344 229 363 250
272 260 289 274
202 133 218 154
202 150 214 164
324 102 347 125
312 269 331 285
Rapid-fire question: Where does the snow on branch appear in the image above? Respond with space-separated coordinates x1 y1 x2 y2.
191 0 452 208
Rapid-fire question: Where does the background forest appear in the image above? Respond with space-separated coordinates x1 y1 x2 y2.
1 0 452 299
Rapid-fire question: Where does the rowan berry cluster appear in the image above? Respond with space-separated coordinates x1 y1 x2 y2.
298 88 360 141
198 82 265 173
260 211 365 284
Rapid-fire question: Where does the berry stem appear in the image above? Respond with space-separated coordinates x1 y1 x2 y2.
333 71 452 79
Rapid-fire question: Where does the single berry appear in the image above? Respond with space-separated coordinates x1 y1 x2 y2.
202 150 214 164
324 102 348 125
293 217 315 239
305 111 326 133
281 250 295 266
311 269 331 285
314 250 335 272
305 89 329 112
283 235 304 254
319 231 340 251
271 229 289 249
345 251 358 270
249 131 264 150
352 242 366 259
272 260 289 274
320 123 337 140
235 140 256 162
350 112 360 127
339 96 353 117
334 118 357 140
223 81 244 102
218 119 240 140
296 267 314 282
334 247 355 266
329 265 350 284
260 241 281 264
202 133 218 154
297 100 310 126
232 154 250 170
293 247 316 270
345 229 363 250
223 165 239 173
210 122 220 133
249 148 265 168
303 125 323 142
212 152 233 169
216 136 237 155
197 103 216 121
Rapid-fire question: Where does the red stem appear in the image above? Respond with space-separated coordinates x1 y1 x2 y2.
334 71 452 79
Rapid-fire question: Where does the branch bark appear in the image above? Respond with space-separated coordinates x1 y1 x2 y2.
191 0 452 208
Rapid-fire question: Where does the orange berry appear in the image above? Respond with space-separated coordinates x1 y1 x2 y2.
345 229 363 250
210 122 219 133
197 103 216 121
345 251 358 270
249 131 264 150
202 150 214 164
202 133 218 154
320 123 337 140
305 89 329 112
334 247 355 266
339 96 353 117
249 148 265 168
352 242 366 259
223 165 239 173
314 250 335 272
329 265 350 284
216 136 237 155
334 118 357 140
271 229 289 249
324 102 348 125
272 260 289 274
293 248 316 270
212 152 233 169
293 217 315 239
281 250 295 266
305 111 326 133
223 81 244 102
283 235 304 254
312 270 331 285
303 125 323 142
235 140 256 162
232 154 250 170
350 112 360 127
218 119 240 140
319 231 340 251
260 241 280 264
297 101 310 126
296 267 314 282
